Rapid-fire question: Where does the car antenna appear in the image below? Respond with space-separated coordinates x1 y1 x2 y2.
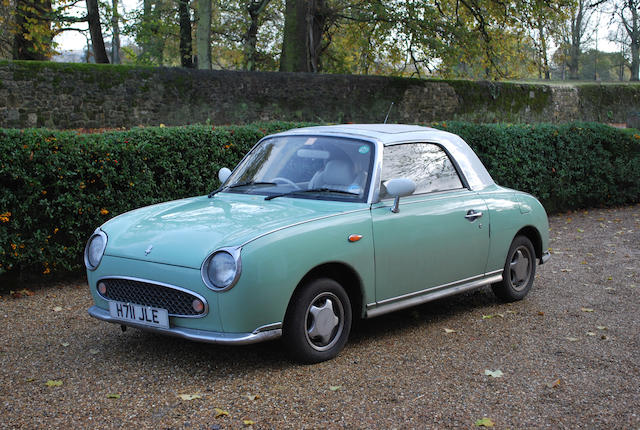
383 102 394 124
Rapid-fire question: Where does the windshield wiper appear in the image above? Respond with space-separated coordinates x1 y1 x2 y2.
265 187 359 201
208 181 277 198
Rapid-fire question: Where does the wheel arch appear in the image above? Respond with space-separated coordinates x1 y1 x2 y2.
287 262 365 321
515 226 542 260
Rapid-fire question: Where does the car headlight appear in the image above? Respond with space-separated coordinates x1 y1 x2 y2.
84 229 107 271
201 247 242 291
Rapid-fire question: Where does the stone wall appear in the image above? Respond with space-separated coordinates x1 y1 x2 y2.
1 60 639 129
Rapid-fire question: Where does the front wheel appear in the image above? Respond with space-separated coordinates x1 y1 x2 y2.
492 235 536 302
283 278 352 363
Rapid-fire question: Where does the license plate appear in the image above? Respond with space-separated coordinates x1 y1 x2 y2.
108 301 169 329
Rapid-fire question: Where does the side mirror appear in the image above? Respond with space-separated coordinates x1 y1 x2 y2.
384 178 416 213
218 167 232 184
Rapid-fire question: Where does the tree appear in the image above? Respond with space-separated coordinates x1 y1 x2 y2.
178 0 194 67
12 0 55 60
197 0 212 69
280 0 328 72
111 0 121 63
86 0 110 63
244 0 271 70
0 0 15 59
614 0 640 80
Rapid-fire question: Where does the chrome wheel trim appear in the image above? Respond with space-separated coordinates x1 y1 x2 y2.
304 292 344 352
509 246 532 291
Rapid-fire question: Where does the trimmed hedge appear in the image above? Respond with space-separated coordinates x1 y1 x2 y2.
0 121 638 278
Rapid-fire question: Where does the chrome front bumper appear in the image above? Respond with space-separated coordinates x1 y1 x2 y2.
87 306 282 345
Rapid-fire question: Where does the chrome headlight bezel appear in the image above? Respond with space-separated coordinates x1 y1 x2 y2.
84 229 108 271
201 247 242 291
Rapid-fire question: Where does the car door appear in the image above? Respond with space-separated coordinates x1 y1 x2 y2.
371 142 490 303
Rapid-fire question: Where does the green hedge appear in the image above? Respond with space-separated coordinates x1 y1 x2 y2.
0 121 638 278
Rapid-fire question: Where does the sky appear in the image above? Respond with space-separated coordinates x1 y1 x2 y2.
53 2 621 59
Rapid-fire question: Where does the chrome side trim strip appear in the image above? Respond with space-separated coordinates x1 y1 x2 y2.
97 276 209 319
540 251 551 264
88 306 282 345
240 207 371 247
365 273 503 319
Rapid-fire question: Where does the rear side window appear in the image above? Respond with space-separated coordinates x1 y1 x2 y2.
381 143 464 198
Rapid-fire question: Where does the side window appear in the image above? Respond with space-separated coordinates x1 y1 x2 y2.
380 143 464 198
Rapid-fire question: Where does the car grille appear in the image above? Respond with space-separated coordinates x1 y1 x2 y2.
99 278 206 317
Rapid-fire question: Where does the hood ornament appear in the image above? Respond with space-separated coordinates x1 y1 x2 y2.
144 245 153 256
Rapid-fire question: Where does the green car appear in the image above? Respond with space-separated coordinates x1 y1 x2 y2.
85 124 550 363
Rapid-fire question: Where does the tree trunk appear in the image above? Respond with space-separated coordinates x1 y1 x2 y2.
86 0 110 63
178 0 193 67
280 0 309 72
567 1 586 80
631 41 639 81
244 0 270 71
280 0 326 72
538 22 550 80
629 1 639 81
196 0 212 69
111 0 121 64
0 0 15 59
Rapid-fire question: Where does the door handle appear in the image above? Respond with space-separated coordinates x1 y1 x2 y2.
465 209 483 221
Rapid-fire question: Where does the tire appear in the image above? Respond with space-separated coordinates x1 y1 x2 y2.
283 278 352 364
492 235 536 302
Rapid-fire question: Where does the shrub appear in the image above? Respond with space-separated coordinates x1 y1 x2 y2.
433 122 640 212
0 121 638 278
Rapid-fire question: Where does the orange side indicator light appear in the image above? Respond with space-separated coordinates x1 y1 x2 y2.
348 234 363 242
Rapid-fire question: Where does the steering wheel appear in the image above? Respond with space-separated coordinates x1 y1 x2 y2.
272 177 301 189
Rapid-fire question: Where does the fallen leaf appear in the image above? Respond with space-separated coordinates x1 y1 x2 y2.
482 313 503 319
329 385 342 391
601 335 609 340
45 380 63 387
484 369 504 378
546 378 561 388
243 420 255 426
214 408 229 418
443 328 457 333
566 337 579 342
577 228 584 233
586 331 596 336
475 417 495 427
177 394 202 401
89 348 99 355
244 394 260 401
106 393 121 399
581 307 594 312
61 342 70 347
537 311 545 316
596 326 607 330
25 377 35 382
52 306 63 312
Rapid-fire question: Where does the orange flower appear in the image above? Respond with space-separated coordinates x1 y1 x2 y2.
41 190 47 195
100 209 109 215
11 243 17 250
43 267 51 275
53 228 59 234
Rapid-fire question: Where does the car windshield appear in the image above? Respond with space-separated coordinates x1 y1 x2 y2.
222 135 375 202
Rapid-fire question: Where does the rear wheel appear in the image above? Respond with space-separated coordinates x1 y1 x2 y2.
492 235 536 302
283 278 352 363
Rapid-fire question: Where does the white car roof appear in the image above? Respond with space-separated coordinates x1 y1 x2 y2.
275 124 495 190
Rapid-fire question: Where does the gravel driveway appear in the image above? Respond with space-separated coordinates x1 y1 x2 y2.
1 205 639 429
